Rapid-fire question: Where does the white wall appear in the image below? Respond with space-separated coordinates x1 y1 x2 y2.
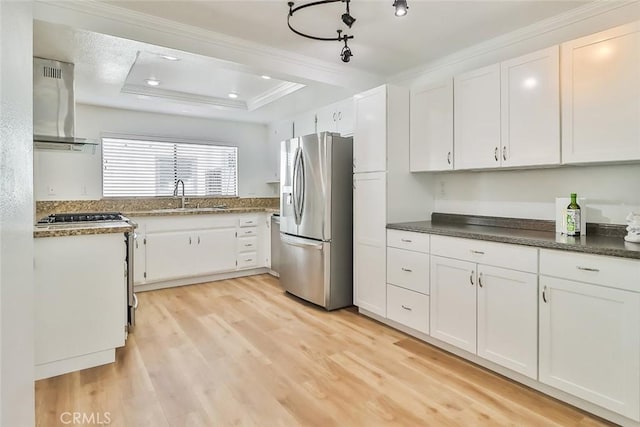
35 104 274 200
0 1 35 425
392 2 640 225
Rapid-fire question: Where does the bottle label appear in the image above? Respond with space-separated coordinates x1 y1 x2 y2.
567 209 581 236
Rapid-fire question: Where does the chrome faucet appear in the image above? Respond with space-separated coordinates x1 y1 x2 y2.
173 179 186 208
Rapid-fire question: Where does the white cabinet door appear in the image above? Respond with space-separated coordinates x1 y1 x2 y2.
539 276 640 420
410 79 454 171
194 228 237 275
501 46 560 167
336 97 354 136
354 86 387 173
267 120 292 182
316 104 336 134
146 231 193 281
477 265 538 379
561 21 640 164
430 256 477 353
354 172 387 316
133 229 146 285
454 64 501 170
293 112 316 137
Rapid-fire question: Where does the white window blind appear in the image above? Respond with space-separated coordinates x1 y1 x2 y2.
102 137 238 197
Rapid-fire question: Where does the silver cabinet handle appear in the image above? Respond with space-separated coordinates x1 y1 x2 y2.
577 266 600 272
502 146 507 161
245 243 252 247
470 250 485 255
246 258 253 262
245 221 254 225
338 111 342 120
189 236 192 245
333 112 337 121
401 267 412 272
542 286 548 303
400 238 412 243
447 151 452 165
197 236 200 245
401 305 412 311
494 147 499 161
133 293 139 309
470 271 475 286
478 272 483 288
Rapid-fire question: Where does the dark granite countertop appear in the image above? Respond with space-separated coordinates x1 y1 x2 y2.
387 213 640 260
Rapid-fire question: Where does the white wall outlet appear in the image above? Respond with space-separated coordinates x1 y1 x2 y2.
47 185 56 195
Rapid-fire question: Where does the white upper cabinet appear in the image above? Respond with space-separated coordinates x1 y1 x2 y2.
561 21 640 164
410 79 454 171
293 112 316 137
501 46 560 167
316 98 354 136
454 64 502 170
267 120 293 182
354 85 388 173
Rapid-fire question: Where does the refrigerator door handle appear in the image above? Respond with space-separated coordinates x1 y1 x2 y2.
281 234 324 250
298 151 306 222
292 147 301 224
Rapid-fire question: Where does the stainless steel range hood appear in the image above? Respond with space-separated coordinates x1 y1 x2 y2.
33 57 96 146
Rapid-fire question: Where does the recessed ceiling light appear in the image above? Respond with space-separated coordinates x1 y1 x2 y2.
160 55 180 61
228 92 239 99
145 79 160 86
261 75 271 80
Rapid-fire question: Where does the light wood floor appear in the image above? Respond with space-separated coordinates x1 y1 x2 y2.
36 274 611 426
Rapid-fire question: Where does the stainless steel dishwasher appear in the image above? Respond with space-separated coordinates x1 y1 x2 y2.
270 214 280 277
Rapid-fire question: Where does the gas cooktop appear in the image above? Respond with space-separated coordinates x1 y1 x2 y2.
37 212 126 224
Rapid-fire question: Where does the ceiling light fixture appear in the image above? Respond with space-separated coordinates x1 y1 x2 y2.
261 75 271 80
228 92 239 99
287 0 354 63
393 0 408 17
160 55 179 61
145 79 160 86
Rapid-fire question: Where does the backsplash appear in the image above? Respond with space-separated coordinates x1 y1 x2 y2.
36 197 279 219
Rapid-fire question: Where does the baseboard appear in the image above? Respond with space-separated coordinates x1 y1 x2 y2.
35 349 115 380
134 268 269 292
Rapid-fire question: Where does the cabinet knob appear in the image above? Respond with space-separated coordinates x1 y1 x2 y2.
401 305 412 311
189 237 192 245
470 271 475 286
494 147 499 162
478 272 483 288
338 111 342 120
400 238 412 243
502 146 507 161
577 266 600 272
447 152 452 165
401 267 413 273
542 285 548 303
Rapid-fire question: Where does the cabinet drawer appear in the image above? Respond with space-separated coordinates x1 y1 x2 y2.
238 227 257 237
237 236 258 253
540 249 640 292
387 247 429 294
431 235 537 273
237 252 258 269
239 217 259 228
387 229 429 253
386 284 429 334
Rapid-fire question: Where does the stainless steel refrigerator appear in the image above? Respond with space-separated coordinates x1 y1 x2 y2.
279 132 353 310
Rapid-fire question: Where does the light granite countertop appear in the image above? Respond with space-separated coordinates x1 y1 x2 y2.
34 221 135 238
125 207 278 217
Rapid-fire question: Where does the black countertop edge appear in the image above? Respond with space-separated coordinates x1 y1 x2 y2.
387 218 640 260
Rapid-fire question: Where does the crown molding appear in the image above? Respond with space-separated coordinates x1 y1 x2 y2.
247 82 306 111
389 0 639 85
34 0 384 90
121 84 247 110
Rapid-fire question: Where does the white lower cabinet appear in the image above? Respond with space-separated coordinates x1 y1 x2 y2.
539 276 640 420
430 236 538 379
386 284 429 334
430 256 478 353
133 213 268 285
477 265 538 379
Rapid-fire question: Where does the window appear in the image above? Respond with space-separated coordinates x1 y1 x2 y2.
102 137 238 197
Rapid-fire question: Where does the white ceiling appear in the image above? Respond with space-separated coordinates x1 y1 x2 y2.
34 0 594 124
106 0 592 76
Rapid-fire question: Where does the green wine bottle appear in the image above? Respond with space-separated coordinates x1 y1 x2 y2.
566 193 581 236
